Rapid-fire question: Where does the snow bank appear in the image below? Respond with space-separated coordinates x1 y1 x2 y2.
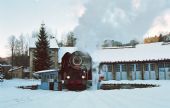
0 79 170 108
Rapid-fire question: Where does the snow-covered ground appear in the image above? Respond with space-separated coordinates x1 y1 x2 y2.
1 79 170 108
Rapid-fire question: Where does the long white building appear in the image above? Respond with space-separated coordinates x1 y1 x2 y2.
91 42 170 80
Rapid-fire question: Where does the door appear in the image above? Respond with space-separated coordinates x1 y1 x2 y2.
121 72 127 80
144 71 149 80
159 68 170 80
150 71 156 80
159 70 165 80
132 71 135 80
165 68 170 80
116 72 121 80
158 64 166 80
132 71 142 80
49 82 54 90
136 71 142 80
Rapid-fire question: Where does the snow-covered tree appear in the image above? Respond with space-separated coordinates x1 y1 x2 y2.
66 32 76 47
33 24 52 71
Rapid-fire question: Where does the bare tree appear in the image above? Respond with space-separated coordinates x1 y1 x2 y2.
8 35 29 67
8 35 16 70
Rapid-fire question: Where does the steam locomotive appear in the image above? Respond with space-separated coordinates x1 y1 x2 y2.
59 51 92 90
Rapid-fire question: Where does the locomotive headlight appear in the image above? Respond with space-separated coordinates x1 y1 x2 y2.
82 75 85 79
66 76 70 79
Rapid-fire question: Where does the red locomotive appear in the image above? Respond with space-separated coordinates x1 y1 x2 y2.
59 51 92 90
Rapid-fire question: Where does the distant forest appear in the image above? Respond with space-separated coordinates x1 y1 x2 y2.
102 33 170 47
144 33 170 44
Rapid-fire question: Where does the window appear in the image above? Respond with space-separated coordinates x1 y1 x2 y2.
158 63 164 68
50 74 54 79
107 64 112 72
130 64 134 71
165 63 170 68
42 75 46 82
165 63 170 71
158 63 165 72
46 75 49 79
122 64 127 72
145 64 149 71
150 64 155 71
136 64 141 71
159 68 165 72
102 64 107 72
102 64 112 72
115 64 120 72
43 74 47 81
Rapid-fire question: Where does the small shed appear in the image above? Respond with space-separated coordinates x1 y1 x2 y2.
8 66 30 79
35 69 59 90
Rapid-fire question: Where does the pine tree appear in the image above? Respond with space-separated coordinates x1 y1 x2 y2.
33 24 52 71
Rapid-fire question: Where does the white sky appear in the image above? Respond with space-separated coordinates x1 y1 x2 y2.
73 0 170 53
0 0 170 58
0 0 86 57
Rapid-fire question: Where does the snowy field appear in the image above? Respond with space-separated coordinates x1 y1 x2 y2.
0 79 170 108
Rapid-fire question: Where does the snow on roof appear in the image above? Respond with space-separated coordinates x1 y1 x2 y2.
23 68 30 73
29 37 59 48
8 66 24 72
34 69 57 74
8 66 31 73
91 42 170 63
50 38 59 48
0 64 11 67
58 47 77 63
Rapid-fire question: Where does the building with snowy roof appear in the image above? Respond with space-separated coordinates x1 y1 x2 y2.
29 37 170 81
8 66 30 79
91 42 170 80
29 37 59 78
